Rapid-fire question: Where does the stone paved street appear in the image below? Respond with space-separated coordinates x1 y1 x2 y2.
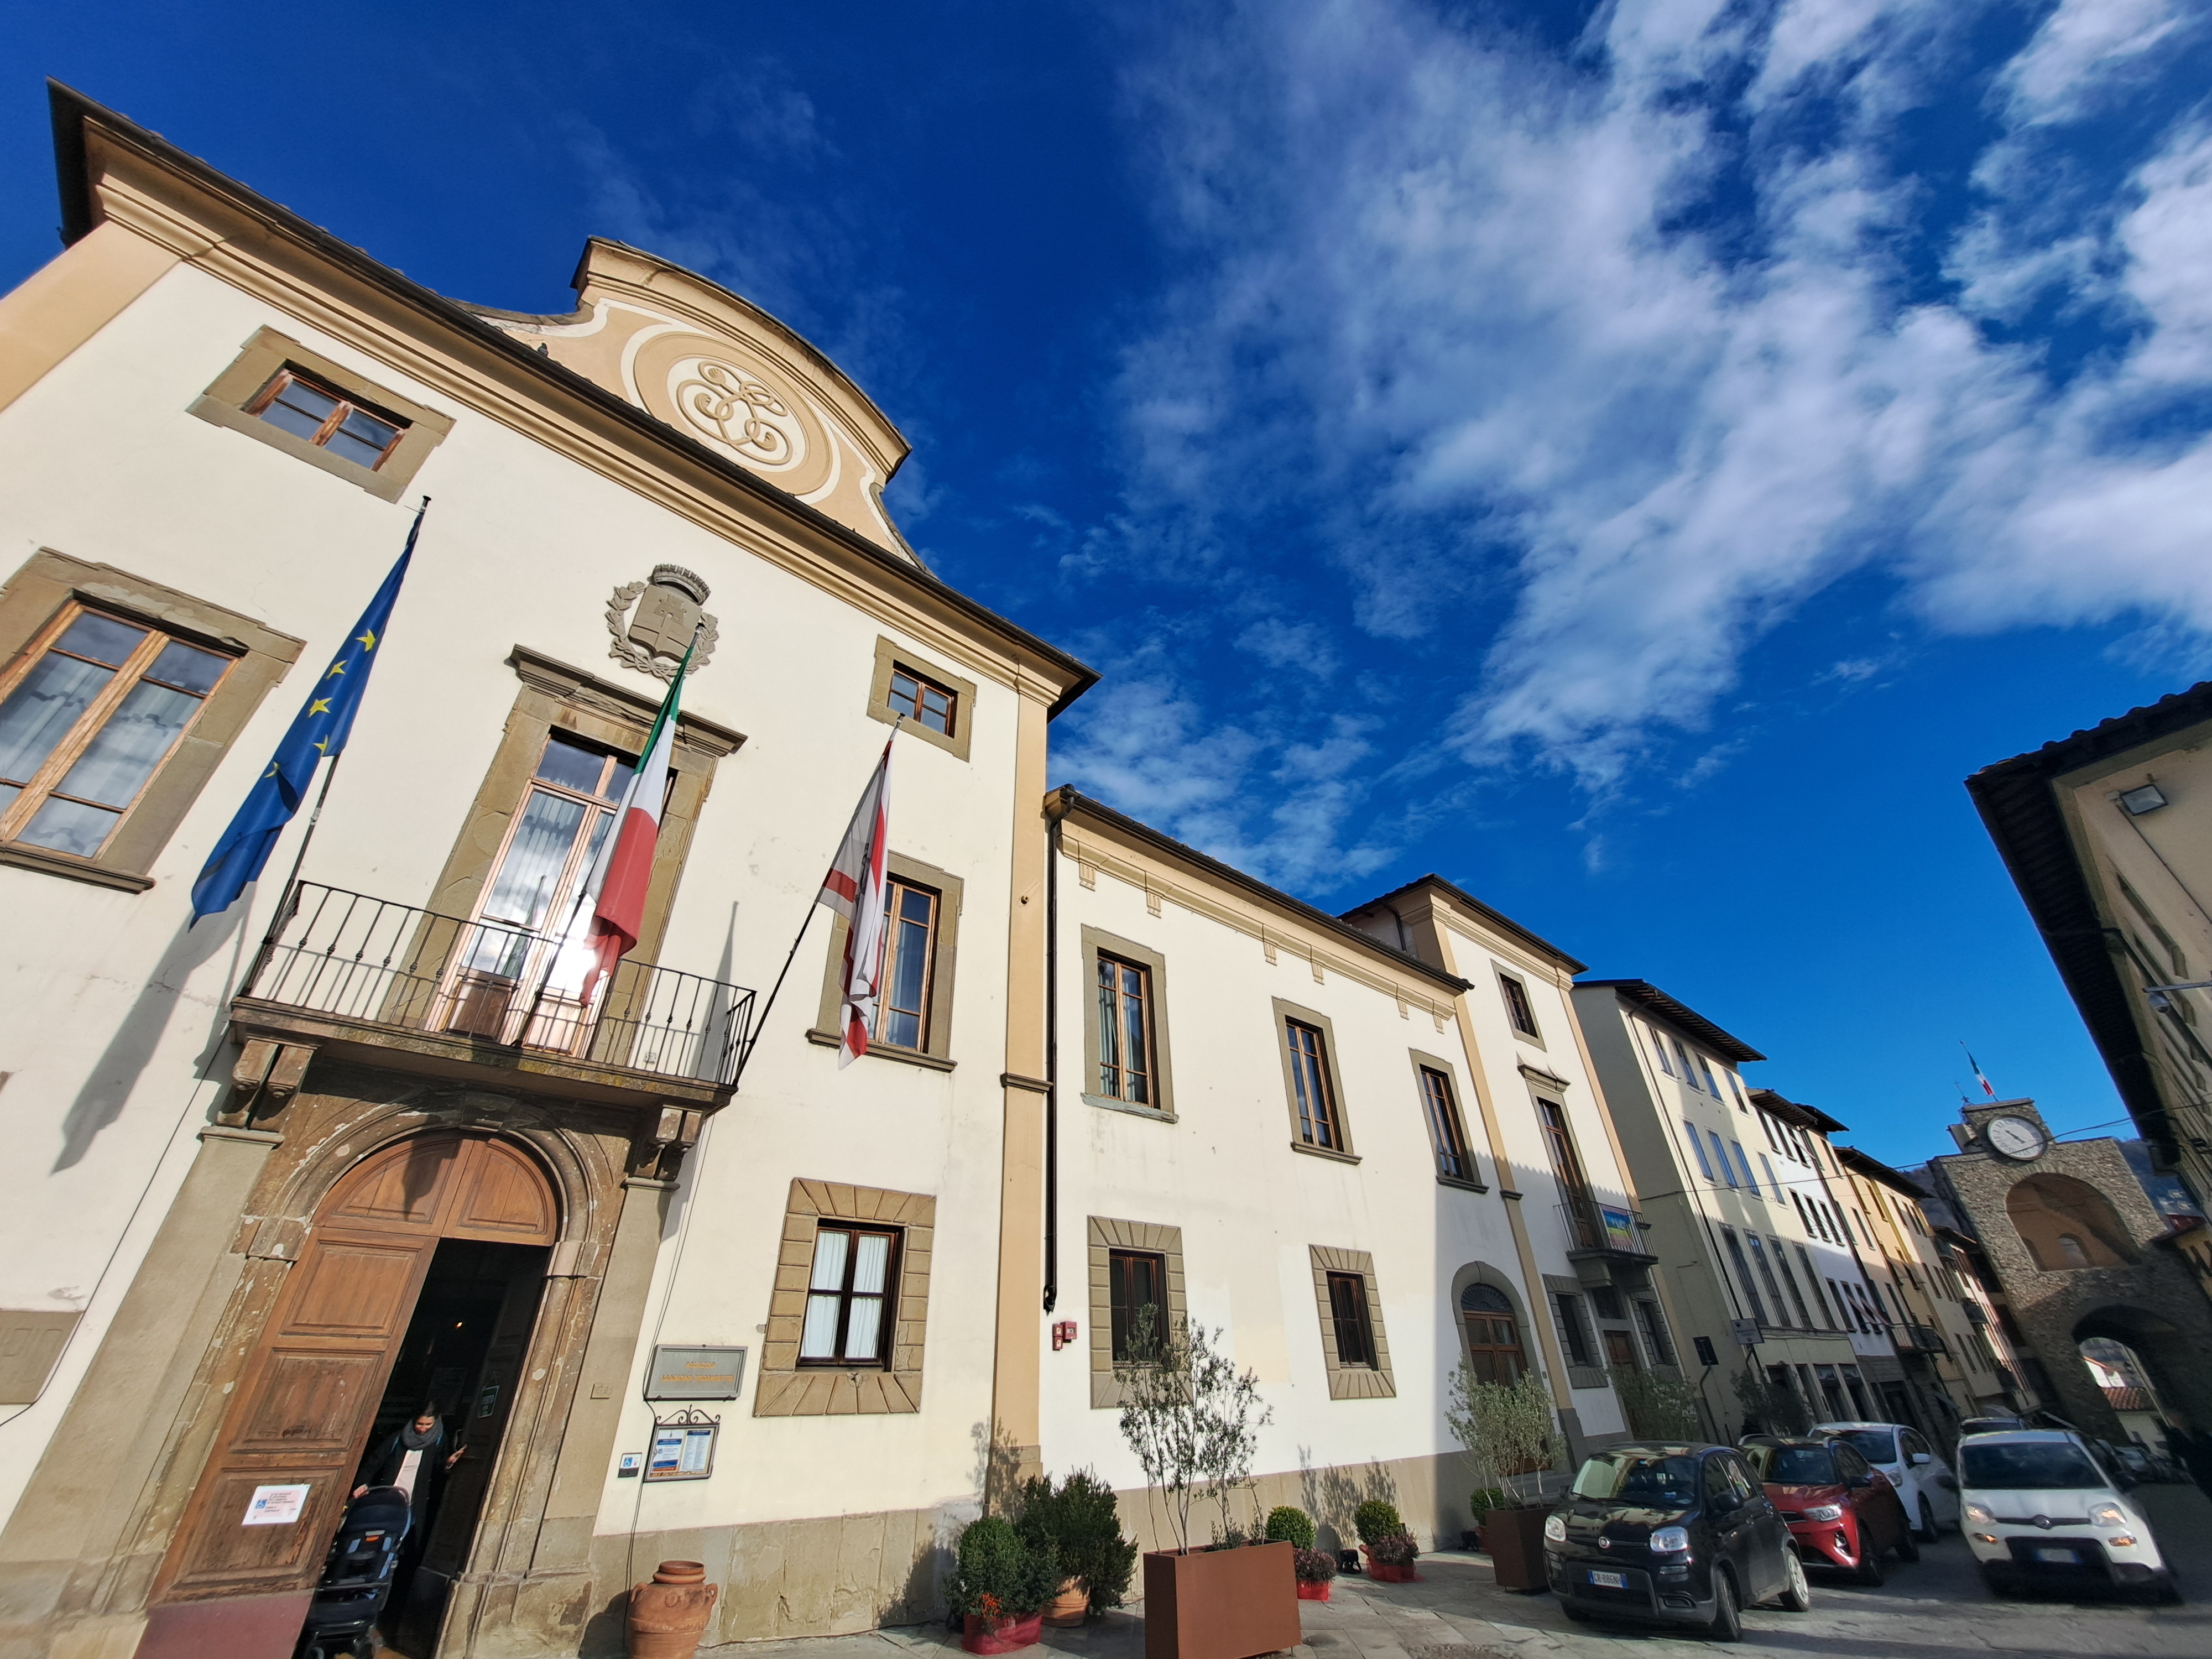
737 1484 2212 1659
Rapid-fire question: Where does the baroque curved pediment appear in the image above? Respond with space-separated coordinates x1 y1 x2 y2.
476 239 916 558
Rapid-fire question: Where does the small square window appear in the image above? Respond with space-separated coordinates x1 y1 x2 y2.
886 665 956 737
247 368 408 471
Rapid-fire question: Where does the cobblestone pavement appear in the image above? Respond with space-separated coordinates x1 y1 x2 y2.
713 1483 2212 1659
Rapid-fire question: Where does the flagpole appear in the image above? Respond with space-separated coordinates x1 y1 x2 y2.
733 718 902 1088
237 497 430 977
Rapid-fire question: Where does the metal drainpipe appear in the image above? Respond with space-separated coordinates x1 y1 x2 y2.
1042 798 1064 1314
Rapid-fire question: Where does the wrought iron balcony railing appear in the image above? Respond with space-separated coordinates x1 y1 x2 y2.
240 883 756 1089
1559 1197 1652 1259
1898 1322 1948 1355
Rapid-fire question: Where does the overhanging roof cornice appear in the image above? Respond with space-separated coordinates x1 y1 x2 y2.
44 80 1099 718
1578 978 1765 1062
1050 789 1470 995
1347 874 1587 974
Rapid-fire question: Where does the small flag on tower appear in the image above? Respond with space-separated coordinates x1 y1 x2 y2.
190 504 426 921
818 734 895 1067
1965 1047 1996 1099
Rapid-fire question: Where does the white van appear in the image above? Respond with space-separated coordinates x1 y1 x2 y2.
1958 1430 2178 1602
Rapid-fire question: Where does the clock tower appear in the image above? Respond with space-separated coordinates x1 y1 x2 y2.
1928 1096 2212 1448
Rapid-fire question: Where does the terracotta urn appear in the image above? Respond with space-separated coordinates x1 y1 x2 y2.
629 1560 719 1659
963 1610 1044 1654
1044 1576 1089 1626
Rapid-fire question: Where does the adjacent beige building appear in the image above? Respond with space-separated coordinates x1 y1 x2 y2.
1968 681 2212 1272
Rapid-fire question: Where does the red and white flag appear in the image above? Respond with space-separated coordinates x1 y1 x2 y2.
818 735 895 1067
586 639 694 993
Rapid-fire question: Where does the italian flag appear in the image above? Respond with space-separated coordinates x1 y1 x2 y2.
588 638 694 993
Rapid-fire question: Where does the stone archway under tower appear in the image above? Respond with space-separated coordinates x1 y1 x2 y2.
2069 1305 2212 1442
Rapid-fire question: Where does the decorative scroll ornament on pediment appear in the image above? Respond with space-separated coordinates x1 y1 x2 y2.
607 564 719 682
670 357 809 473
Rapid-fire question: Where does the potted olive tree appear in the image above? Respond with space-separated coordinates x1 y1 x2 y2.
1445 1363 1559 1593
1118 1314 1297 1659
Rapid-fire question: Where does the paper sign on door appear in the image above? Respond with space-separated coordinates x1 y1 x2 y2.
242 1483 312 1526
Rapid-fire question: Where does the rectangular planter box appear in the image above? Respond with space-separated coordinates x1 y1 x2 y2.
1143 1543 1300 1659
1479 1506 1550 1593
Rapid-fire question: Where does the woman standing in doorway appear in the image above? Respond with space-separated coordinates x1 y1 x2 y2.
356 1407 467 1543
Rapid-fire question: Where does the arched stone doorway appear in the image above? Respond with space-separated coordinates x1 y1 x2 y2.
141 1130 559 1658
2072 1305 2206 1442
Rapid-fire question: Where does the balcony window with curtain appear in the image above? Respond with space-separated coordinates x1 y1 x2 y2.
799 1224 900 1367
445 730 634 1036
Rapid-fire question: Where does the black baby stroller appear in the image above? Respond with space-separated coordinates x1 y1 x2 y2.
294 1484 411 1659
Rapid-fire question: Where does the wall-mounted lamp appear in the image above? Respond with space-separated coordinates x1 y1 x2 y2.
2119 783 2169 816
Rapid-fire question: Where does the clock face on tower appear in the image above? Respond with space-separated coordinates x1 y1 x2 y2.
1985 1115 2048 1161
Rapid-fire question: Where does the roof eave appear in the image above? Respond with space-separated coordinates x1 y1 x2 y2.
1579 978 1766 1063
44 81 1100 719
1052 789 1471 995
1345 874 1588 974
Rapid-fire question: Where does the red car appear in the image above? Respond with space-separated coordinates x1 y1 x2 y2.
1743 1437 1917 1584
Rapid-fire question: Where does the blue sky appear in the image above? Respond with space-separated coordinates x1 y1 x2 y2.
6 1 2209 1169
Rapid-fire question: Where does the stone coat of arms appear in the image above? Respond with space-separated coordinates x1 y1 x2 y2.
607 564 719 681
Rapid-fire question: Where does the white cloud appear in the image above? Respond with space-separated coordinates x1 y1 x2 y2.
2000 0 2190 124
1108 0 2212 791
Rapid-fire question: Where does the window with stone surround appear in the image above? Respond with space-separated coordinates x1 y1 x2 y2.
1087 1217 1186 1408
1308 1244 1395 1399
755 1180 933 1417
0 550 301 891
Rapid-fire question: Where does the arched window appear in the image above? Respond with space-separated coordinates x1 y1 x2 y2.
1462 1282 1526 1385
2006 1175 2136 1271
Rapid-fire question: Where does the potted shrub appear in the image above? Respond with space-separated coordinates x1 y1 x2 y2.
1445 1363 1560 1594
946 1517 1060 1655
1292 1548 1337 1601
1364 1531 1420 1584
1353 1502 1419 1583
1118 1313 1298 1659
1015 1470 1138 1627
1264 1507 1316 1551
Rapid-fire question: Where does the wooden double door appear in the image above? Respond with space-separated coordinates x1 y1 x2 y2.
142 1131 557 1658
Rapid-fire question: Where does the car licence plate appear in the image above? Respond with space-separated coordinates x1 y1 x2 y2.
1586 1570 1626 1589
2034 1547 2076 1564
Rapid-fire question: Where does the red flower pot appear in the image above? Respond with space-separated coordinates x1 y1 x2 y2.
1296 1580 1332 1601
1358 1545 1419 1583
963 1611 1044 1655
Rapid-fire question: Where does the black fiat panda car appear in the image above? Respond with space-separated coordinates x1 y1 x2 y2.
1545 1442 1810 1640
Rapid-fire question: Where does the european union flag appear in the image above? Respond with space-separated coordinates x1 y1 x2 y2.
190 504 426 921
